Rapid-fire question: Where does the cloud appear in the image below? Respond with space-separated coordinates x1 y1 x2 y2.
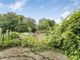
70 0 80 7
0 0 27 11
70 0 78 2
36 0 42 2
73 1 80 7
61 11 70 18
52 0 57 4
40 5 45 9
0 3 4 6
62 6 69 11
0 3 6 8
9 0 27 11
60 0 80 18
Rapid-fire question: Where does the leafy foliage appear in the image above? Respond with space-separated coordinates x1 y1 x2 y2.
0 9 80 60
0 12 36 32
48 9 80 60
38 18 55 31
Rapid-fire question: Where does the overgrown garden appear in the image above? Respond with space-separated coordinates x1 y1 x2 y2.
0 9 80 60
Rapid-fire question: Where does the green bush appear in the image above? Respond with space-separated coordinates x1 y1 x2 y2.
47 10 80 60
22 36 38 47
9 32 19 40
8 39 21 47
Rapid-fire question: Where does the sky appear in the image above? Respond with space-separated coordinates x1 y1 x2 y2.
0 0 80 23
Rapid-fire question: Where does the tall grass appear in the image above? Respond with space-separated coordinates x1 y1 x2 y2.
0 28 2 44
0 30 49 50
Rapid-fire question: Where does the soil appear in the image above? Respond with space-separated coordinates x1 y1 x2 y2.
0 47 68 60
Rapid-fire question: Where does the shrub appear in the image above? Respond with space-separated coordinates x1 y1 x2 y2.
22 36 38 47
8 39 21 47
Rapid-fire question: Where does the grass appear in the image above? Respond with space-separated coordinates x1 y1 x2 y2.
0 31 49 50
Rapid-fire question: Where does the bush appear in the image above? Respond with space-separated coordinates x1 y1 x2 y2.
8 39 21 47
9 32 19 40
22 36 38 47
47 10 80 60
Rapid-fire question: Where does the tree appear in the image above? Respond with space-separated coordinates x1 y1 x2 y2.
48 9 80 60
25 17 36 32
38 18 55 30
0 12 20 32
15 17 36 32
0 12 37 32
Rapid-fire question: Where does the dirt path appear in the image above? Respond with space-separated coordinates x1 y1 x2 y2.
0 47 68 60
